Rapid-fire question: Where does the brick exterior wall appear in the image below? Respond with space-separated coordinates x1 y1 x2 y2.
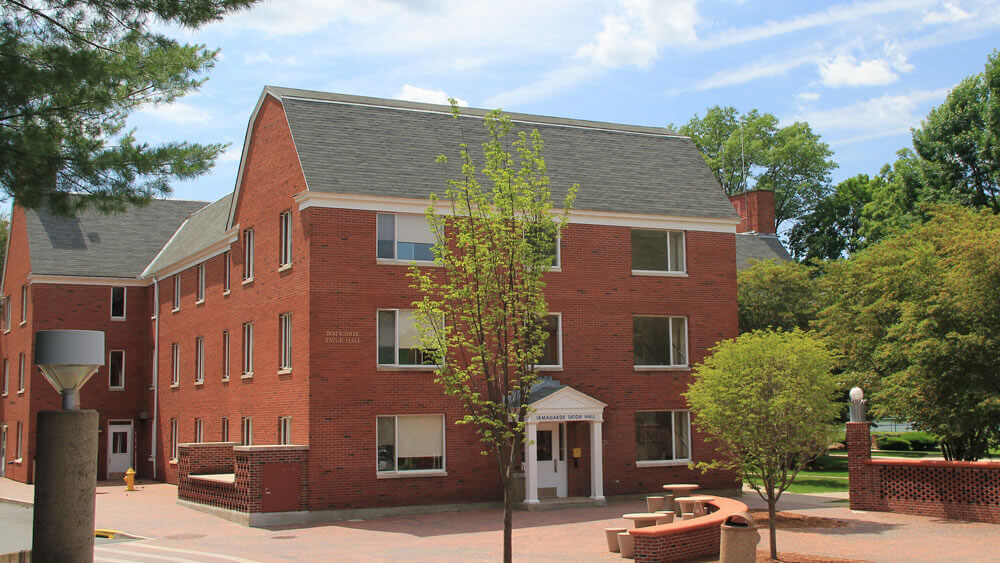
2 93 745 515
728 190 776 234
848 421 1000 523
0 206 33 483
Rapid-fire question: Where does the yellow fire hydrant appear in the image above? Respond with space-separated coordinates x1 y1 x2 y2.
124 467 136 491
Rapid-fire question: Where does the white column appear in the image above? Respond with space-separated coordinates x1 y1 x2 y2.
525 421 539 504
590 420 604 501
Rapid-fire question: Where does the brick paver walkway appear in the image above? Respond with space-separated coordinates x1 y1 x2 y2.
3 477 998 561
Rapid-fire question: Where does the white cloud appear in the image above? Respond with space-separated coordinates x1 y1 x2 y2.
576 0 699 68
797 92 821 102
140 102 212 125
219 145 242 163
487 65 598 108
793 88 948 133
923 2 972 24
394 85 468 107
689 55 814 91
819 55 898 87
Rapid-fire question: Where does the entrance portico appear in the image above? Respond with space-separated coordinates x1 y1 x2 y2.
523 380 606 505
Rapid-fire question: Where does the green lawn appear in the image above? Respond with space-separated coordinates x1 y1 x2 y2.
746 476 849 494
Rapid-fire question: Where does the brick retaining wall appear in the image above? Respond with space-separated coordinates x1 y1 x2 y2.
848 422 1000 523
630 496 749 562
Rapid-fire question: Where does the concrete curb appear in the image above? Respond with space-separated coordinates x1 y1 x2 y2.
0 497 32 508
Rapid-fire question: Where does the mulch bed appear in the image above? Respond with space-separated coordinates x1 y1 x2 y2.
749 509 850 529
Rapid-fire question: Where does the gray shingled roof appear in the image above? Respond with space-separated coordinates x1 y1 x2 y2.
268 87 740 220
735 233 792 271
143 194 233 276
24 199 208 278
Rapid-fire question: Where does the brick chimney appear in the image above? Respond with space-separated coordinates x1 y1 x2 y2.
728 190 776 234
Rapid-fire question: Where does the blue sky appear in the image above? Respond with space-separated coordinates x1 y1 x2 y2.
133 0 1000 204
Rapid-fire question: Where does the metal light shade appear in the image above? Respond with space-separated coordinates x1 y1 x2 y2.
34 330 105 409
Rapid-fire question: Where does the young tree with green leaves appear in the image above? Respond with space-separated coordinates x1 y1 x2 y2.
819 205 1000 461
408 102 577 563
674 106 836 230
1 0 258 216
685 329 838 560
737 259 820 333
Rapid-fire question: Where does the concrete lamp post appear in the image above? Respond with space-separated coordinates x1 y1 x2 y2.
32 330 105 563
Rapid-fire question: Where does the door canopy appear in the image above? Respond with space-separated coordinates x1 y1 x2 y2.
525 378 606 424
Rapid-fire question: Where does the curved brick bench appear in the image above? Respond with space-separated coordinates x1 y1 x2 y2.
629 496 749 562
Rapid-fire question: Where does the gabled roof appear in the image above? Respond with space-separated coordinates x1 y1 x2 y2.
142 194 234 277
735 233 792 270
227 86 741 228
23 199 208 278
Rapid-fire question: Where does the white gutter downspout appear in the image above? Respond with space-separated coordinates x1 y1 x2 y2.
151 276 159 479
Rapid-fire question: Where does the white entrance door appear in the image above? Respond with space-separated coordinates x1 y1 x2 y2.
108 423 132 478
0 424 6 478
535 422 567 497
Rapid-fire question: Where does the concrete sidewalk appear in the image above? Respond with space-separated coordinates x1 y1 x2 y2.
4 476 999 561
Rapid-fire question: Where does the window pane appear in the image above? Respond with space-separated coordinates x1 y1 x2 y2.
635 411 672 461
111 287 125 317
671 317 687 366
112 431 127 454
377 416 396 471
377 311 396 364
397 241 435 261
633 317 668 365
631 230 668 270
109 351 123 388
377 214 395 259
668 232 685 271
538 315 560 366
673 411 690 459
536 430 553 461
396 415 443 471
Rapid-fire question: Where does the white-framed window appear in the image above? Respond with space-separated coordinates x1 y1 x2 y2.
534 313 562 368
196 264 205 302
241 322 253 376
635 410 691 465
376 213 436 262
20 285 27 323
2 358 8 395
110 287 126 319
170 418 178 461
1 296 9 331
171 343 179 386
195 337 204 384
109 349 125 390
631 230 686 274
279 313 292 370
279 211 292 267
377 414 445 475
243 229 254 281
223 251 231 293
17 352 25 392
194 418 204 443
377 309 441 367
222 330 230 380
633 316 688 367
241 416 253 446
16 421 23 460
172 274 181 311
278 416 292 445
221 417 229 442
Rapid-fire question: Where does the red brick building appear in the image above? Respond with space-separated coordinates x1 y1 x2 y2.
1 88 786 514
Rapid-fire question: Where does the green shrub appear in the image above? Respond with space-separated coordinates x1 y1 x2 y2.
876 435 910 451
901 431 940 451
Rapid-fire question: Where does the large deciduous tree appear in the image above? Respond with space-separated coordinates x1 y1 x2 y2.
737 259 820 333
685 329 838 560
675 106 836 230
1 0 257 216
819 205 1000 461
409 102 577 563
786 174 878 261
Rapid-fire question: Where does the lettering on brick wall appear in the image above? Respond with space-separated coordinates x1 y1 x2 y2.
325 330 360 344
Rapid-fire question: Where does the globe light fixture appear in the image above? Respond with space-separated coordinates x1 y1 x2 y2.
848 386 867 423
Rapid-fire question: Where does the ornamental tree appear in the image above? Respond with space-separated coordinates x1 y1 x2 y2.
408 101 577 563
818 205 1000 460
684 329 838 560
1 0 258 215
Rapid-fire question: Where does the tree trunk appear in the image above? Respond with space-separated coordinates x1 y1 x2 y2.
768 494 778 560
503 477 513 563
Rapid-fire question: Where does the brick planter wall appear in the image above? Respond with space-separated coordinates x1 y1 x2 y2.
630 496 750 562
847 422 1000 523
178 442 309 515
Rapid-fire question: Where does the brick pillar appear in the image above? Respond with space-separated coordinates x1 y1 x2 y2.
846 422 873 510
